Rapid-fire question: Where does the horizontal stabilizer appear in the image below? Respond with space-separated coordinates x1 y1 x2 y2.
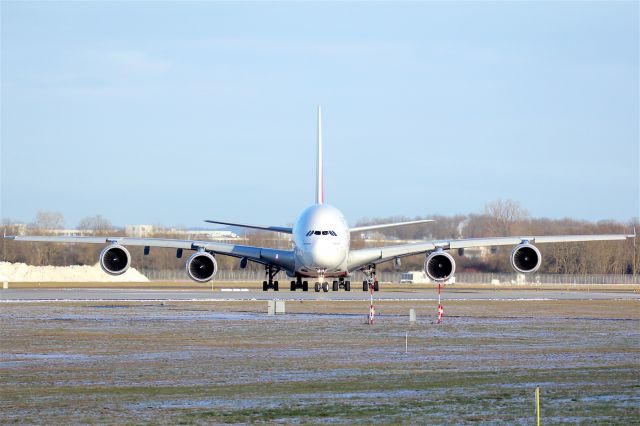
350 219 435 233
204 220 292 234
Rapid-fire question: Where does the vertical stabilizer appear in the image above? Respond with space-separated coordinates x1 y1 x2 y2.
316 106 324 204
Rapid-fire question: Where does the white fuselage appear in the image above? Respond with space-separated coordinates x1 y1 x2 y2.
292 204 350 278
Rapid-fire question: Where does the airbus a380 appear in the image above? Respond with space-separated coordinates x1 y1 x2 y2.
7 108 635 292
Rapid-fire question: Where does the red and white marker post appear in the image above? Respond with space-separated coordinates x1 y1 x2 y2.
368 280 375 325
436 282 444 324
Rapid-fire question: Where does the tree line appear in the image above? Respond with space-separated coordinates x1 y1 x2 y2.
1 200 638 275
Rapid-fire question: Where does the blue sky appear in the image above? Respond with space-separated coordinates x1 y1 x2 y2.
1 1 638 228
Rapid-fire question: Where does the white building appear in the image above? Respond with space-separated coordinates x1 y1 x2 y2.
182 230 240 240
124 225 240 241
125 225 154 237
49 229 89 237
461 246 493 259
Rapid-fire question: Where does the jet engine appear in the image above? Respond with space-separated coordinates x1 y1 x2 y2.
424 250 456 282
99 244 131 276
510 243 542 273
186 251 218 282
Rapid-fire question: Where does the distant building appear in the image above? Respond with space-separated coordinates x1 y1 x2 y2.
123 225 240 241
181 230 240 240
49 229 90 237
125 225 154 237
10 224 89 236
460 246 492 259
13 223 27 236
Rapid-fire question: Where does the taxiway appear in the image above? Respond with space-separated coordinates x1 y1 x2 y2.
1 287 638 302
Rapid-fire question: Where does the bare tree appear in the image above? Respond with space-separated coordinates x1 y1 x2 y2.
2 207 635 275
1 221 24 263
28 211 65 265
484 199 528 236
78 215 113 236
34 211 65 232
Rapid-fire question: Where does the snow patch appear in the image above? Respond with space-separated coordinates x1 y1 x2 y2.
0 262 149 282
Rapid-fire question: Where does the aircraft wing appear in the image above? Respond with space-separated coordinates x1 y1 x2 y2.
347 232 635 271
5 235 295 272
204 220 292 234
350 219 434 233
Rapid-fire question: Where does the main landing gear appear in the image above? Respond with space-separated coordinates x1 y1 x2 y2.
291 277 350 292
332 278 351 291
262 264 281 291
362 264 379 292
290 277 309 292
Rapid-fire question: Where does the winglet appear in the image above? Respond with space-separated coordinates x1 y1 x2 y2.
316 106 324 205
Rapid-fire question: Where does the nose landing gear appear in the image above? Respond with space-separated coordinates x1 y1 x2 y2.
314 269 330 292
314 281 329 292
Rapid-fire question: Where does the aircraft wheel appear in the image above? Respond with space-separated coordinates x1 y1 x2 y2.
345 281 351 291
322 282 329 292
363 281 368 291
302 281 309 291
290 281 296 291
332 281 339 291
274 281 279 291
374 281 379 291
314 282 321 292
263 281 268 291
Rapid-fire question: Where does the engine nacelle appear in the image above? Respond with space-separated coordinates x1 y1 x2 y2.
99 244 131 276
424 251 456 282
510 243 542 273
186 252 218 282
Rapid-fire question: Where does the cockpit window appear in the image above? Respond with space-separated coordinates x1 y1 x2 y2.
307 230 338 237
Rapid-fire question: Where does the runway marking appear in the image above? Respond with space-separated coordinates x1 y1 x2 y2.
1 298 599 303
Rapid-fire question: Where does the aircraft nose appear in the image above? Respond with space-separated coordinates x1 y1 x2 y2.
307 240 343 269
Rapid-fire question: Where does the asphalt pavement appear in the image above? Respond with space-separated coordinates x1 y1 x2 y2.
1 287 638 302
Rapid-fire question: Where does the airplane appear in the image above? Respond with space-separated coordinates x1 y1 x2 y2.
5 108 636 292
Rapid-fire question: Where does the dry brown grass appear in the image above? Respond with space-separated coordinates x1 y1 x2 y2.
1 299 638 424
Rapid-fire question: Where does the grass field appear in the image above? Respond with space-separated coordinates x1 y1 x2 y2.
1 299 638 424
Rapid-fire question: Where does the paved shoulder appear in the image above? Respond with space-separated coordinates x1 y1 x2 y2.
1 288 638 302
